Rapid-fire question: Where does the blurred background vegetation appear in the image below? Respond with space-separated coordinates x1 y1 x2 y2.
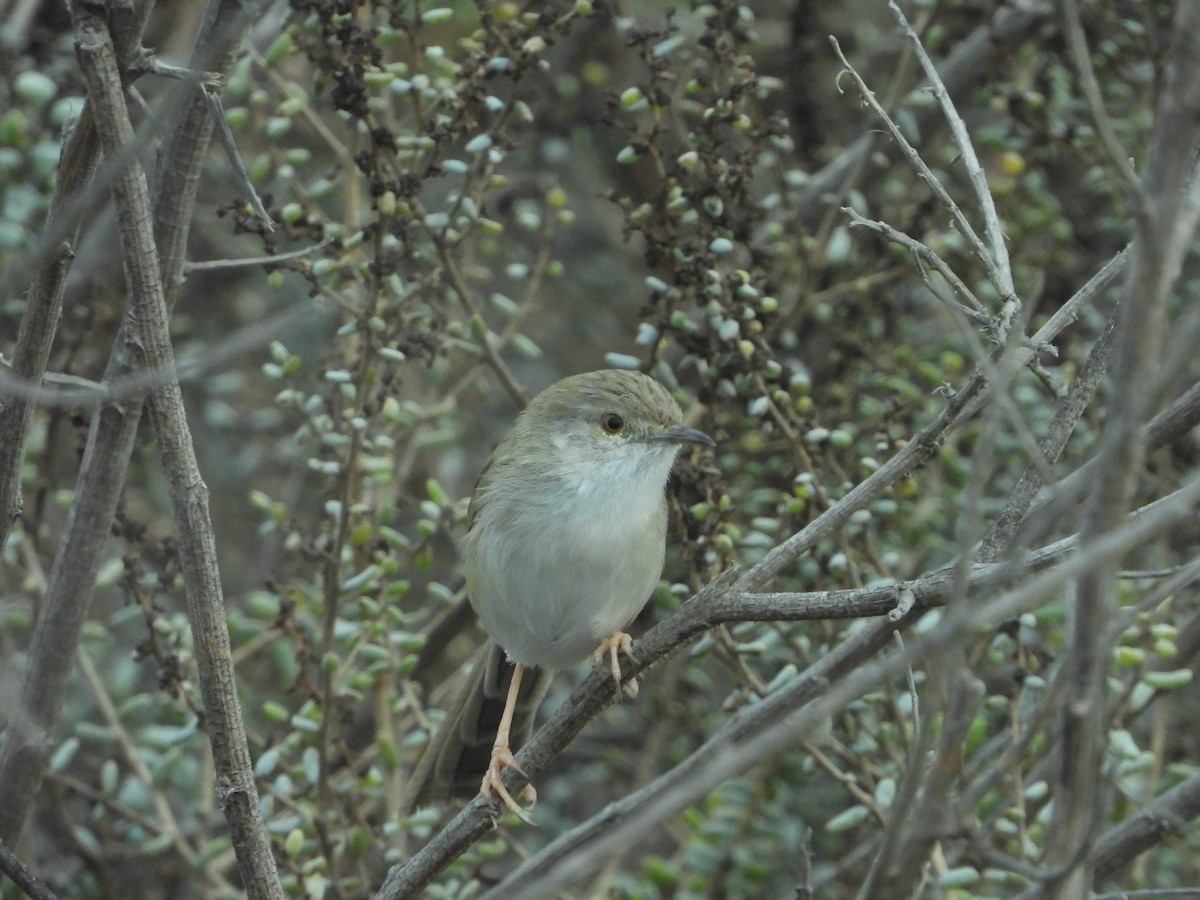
1 0 1197 897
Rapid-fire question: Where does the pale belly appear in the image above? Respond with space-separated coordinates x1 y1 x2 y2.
466 508 666 669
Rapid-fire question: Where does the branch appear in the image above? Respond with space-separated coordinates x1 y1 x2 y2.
978 303 1120 561
830 33 1006 322
1044 4 1200 893
183 237 332 273
479 476 1200 899
202 84 274 228
0 2 283 896
0 840 57 900
1058 0 1145 204
841 207 989 324
0 0 156 550
797 2 1050 231
887 1 1015 307
65 5 283 897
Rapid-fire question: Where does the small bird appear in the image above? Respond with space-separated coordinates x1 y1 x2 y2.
413 369 713 819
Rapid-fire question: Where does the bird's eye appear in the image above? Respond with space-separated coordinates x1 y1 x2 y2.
600 413 624 434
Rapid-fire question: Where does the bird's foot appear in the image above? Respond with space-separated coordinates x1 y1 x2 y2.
593 630 639 699
480 744 536 824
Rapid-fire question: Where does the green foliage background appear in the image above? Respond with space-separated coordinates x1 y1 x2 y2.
1 1 1197 897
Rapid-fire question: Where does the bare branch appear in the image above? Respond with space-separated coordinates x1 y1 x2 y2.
60 5 283 897
978 304 1120 562
887 1 1016 306
183 237 332 273
797 4 1051 230
1058 0 1145 203
1044 2 1200 892
842 207 989 324
830 35 999 317
0 840 57 900
202 85 275 228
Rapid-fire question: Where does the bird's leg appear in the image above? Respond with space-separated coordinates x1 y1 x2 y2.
480 661 536 823
593 631 639 699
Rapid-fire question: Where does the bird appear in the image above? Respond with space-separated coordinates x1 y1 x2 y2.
411 369 714 820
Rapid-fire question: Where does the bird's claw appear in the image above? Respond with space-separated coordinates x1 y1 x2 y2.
480 746 536 824
593 631 639 699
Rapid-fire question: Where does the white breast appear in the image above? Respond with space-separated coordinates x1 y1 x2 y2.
465 442 677 669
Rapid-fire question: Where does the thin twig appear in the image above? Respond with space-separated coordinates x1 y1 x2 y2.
202 85 274 228
830 36 997 313
1058 0 1145 205
842 208 989 324
979 304 1120 561
0 300 320 409
0 840 57 900
183 236 332 273
793 4 1049 234
887 1 1016 309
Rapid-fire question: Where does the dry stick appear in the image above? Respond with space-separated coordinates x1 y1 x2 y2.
796 3 1049 232
978 308 1120 563
842 208 988 323
856 656 986 900
0 0 155 551
0 2 282 896
887 1 1015 307
148 0 289 892
1059 0 1145 203
380 245 1126 897
201 85 274 227
0 297 323 409
0 841 57 900
482 476 1200 900
183 238 332 273
859 305 1121 900
1043 5 1200 896
65 7 282 899
830 36 998 321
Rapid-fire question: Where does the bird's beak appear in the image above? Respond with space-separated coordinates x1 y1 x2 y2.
650 424 715 447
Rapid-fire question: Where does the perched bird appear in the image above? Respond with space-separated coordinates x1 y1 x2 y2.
412 369 713 819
